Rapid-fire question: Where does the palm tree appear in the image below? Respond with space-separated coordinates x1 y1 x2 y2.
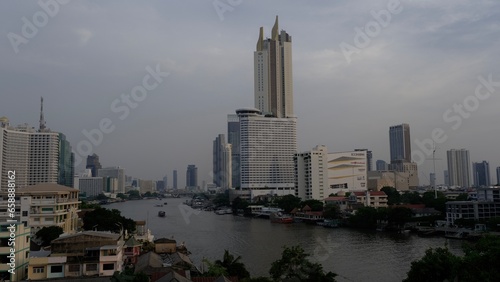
214 250 250 279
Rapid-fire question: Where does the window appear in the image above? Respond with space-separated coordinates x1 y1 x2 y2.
68 264 80 272
86 264 98 271
50 265 63 273
33 267 44 273
22 211 28 216
103 263 114 271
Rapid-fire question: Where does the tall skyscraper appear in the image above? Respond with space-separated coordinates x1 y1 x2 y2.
86 153 102 177
227 114 240 188
389 123 411 163
237 108 297 197
447 149 471 187
473 161 490 187
163 175 168 190
213 134 232 189
254 16 293 118
173 170 178 190
58 133 74 187
444 170 449 186
186 165 198 190
496 167 500 185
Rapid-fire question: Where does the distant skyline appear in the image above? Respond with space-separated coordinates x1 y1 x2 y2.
1 1 500 186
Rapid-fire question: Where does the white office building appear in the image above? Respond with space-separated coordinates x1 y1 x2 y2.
295 145 328 201
447 149 471 188
237 108 297 199
327 150 368 194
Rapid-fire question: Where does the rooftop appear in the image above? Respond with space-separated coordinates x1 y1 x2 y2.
18 183 79 193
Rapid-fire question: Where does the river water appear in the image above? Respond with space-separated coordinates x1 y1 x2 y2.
108 198 464 282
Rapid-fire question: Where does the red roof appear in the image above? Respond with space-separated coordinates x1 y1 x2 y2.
324 197 347 201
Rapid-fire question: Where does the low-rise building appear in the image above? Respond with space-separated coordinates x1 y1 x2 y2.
154 238 177 254
353 191 388 208
27 231 125 280
446 201 500 225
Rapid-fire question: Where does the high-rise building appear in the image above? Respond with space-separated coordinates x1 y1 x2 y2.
86 153 102 177
389 123 411 163
497 167 500 185
447 149 471 187
213 134 232 189
98 167 125 193
162 175 168 190
473 161 490 187
173 170 178 190
254 16 293 118
186 165 198 190
295 145 328 200
355 149 372 171
0 113 74 190
444 170 450 186
227 114 240 188
237 108 297 198
376 160 388 171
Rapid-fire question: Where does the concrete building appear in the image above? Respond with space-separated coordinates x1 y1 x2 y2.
173 170 178 190
0 223 30 281
367 170 413 191
444 170 450 186
0 117 74 189
77 177 105 197
237 108 297 199
376 160 388 171
16 183 80 236
353 191 388 208
98 167 125 193
473 161 490 187
447 149 471 188
389 123 411 163
327 150 367 194
186 165 198 190
355 149 373 171
227 114 240 188
213 134 232 189
388 160 419 189
295 145 328 201
86 153 102 177
139 179 154 194
28 231 125 280
254 16 293 118
497 167 500 185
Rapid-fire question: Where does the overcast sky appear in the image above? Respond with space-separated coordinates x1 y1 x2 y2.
1 0 499 186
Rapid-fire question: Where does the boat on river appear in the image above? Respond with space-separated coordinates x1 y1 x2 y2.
158 211 166 217
270 212 293 224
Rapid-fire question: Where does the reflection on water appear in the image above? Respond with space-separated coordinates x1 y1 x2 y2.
108 198 463 282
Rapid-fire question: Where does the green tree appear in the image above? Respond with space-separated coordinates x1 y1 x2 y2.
348 206 378 229
36 226 64 246
401 191 423 204
143 191 152 197
381 186 401 205
214 250 250 279
300 199 324 211
232 197 250 211
404 247 461 282
455 193 469 201
323 204 341 220
387 207 413 228
116 193 128 200
274 195 302 213
213 192 230 207
83 207 136 234
95 193 109 200
269 245 337 282
127 190 141 199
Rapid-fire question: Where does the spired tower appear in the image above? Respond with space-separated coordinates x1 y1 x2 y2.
254 16 293 118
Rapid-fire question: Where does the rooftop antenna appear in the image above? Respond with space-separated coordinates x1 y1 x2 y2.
39 97 46 132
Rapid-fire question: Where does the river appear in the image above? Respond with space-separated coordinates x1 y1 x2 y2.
107 198 464 282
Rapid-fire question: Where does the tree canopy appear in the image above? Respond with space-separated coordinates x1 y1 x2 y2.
36 226 64 246
82 207 136 234
274 195 302 213
269 245 337 282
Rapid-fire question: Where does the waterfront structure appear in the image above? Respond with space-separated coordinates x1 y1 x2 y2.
0 223 30 281
237 108 297 198
227 114 240 188
213 134 232 189
186 165 198 190
376 160 388 171
295 145 328 201
473 161 490 187
28 231 125 280
447 149 471 187
16 183 80 235
389 123 411 163
355 149 372 171
86 153 102 177
173 170 178 190
327 150 367 194
98 167 125 193
254 16 293 118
